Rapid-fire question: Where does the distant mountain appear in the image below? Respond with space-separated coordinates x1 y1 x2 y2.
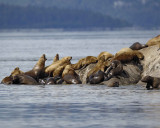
0 0 159 29
0 4 131 29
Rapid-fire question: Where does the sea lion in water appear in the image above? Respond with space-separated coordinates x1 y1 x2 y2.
62 65 81 84
105 60 123 80
71 56 97 70
13 74 38 85
25 54 47 81
88 70 107 84
129 42 147 50
141 75 160 90
1 76 13 85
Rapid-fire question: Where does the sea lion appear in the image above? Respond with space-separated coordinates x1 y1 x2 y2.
13 74 38 85
146 35 160 47
10 67 24 77
87 55 108 79
129 42 147 50
53 53 59 63
39 78 46 85
38 76 63 85
112 48 144 64
101 78 119 87
53 76 64 84
62 65 81 84
52 64 68 77
1 76 13 85
45 77 56 85
45 56 72 77
141 75 160 90
97 51 114 61
25 54 47 81
88 70 107 84
71 56 97 70
105 60 123 80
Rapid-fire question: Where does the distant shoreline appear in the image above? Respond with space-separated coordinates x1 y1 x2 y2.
0 27 160 33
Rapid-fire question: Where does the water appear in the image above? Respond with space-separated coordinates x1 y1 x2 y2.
0 29 160 128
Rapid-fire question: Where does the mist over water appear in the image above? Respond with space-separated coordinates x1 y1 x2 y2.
0 29 160 128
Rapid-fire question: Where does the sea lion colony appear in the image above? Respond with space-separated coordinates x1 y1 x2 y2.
1 34 160 90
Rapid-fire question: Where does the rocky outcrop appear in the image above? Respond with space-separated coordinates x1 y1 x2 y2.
140 44 160 77
76 44 160 86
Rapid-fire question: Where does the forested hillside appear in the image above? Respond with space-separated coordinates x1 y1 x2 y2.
0 0 159 29
0 4 131 29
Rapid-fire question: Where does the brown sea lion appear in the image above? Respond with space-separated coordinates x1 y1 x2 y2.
62 65 81 84
25 54 47 81
13 74 38 85
88 70 107 84
45 77 56 85
141 75 160 90
53 53 59 63
45 56 72 77
105 60 123 80
146 35 160 47
101 78 119 87
129 42 147 50
87 55 108 79
112 48 144 64
10 67 24 77
52 64 68 77
1 76 13 85
97 51 114 61
71 56 97 70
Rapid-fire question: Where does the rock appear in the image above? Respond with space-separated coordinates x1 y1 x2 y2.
101 63 142 86
140 45 160 77
75 63 96 84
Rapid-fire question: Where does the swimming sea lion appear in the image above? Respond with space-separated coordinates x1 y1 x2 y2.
141 75 160 90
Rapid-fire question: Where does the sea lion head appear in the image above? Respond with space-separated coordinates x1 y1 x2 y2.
10 67 24 77
1 76 13 85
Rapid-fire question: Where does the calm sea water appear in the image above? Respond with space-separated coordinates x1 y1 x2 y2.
0 29 160 128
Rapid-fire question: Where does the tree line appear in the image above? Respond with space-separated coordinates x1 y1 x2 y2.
0 4 131 29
